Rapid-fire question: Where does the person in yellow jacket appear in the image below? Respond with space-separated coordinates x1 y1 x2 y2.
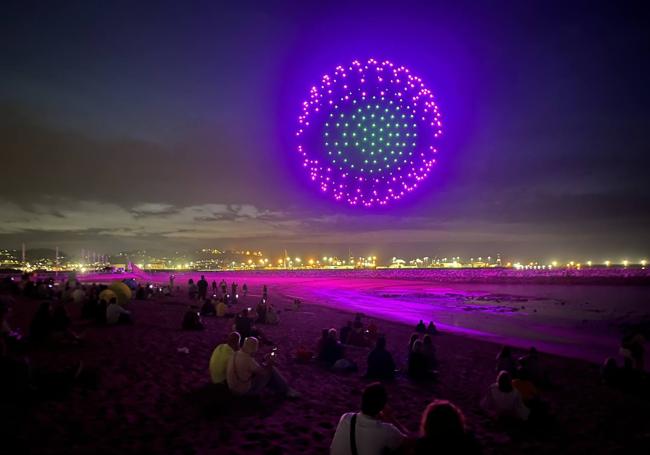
209 332 240 384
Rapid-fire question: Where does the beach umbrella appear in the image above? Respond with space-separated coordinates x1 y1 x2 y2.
108 281 132 305
99 289 117 303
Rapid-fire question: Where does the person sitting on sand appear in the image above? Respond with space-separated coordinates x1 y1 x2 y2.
188 279 197 300
226 336 299 398
511 367 539 405
28 302 60 344
256 298 268 324
316 328 329 354
106 298 131 325
481 371 530 421
408 333 419 354
319 328 345 367
601 357 620 387
340 321 353 344
182 305 204 330
422 335 438 371
81 292 99 320
517 347 545 385
496 346 516 377
330 382 408 455
209 331 240 384
415 320 426 334
408 340 435 382
234 308 254 339
200 298 216 317
95 294 109 325
426 321 437 335
265 304 279 325
216 299 229 318
347 316 369 347
365 336 396 381
413 400 480 455
51 300 82 343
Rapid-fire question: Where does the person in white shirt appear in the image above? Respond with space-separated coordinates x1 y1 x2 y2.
226 337 299 398
481 370 530 421
330 382 408 455
106 298 131 325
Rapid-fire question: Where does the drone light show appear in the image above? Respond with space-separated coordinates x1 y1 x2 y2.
296 58 443 207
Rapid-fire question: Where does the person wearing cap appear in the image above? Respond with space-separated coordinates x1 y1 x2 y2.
226 336 299 398
209 332 240 384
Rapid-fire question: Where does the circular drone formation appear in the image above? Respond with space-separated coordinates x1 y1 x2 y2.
296 58 442 207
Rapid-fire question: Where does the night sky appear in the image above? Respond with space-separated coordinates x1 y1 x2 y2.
1 0 649 261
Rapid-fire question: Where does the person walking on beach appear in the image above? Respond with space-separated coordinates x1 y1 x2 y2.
330 382 408 454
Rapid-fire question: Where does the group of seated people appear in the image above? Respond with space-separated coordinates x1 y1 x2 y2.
600 333 647 389
407 333 438 382
330 382 480 454
208 331 300 399
339 314 378 347
481 345 549 422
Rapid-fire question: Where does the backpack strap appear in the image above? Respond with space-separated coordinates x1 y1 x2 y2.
350 413 359 455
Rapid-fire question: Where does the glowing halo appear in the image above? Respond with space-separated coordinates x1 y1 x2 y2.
296 58 442 207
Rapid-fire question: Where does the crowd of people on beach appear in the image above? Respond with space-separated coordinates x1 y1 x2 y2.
1 271 648 454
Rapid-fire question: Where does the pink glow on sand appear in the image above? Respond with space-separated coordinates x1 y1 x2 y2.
77 269 650 365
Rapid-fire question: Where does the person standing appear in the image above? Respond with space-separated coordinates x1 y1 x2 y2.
197 275 209 301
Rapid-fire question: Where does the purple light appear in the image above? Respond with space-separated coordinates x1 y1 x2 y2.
296 58 443 207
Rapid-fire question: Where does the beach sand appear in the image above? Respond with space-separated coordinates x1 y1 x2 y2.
3 281 649 454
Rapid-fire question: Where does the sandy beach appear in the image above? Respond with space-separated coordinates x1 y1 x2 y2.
2 273 649 454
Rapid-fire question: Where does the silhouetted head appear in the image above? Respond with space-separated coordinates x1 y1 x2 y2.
603 357 617 370
423 334 433 346
528 347 538 357
376 336 387 350
412 339 423 353
201 275 205 280
361 382 388 417
497 346 512 359
328 328 337 339
420 400 466 441
497 371 513 392
242 337 259 354
227 332 241 350
409 333 419 348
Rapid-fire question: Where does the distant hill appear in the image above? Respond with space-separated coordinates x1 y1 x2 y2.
25 248 68 260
